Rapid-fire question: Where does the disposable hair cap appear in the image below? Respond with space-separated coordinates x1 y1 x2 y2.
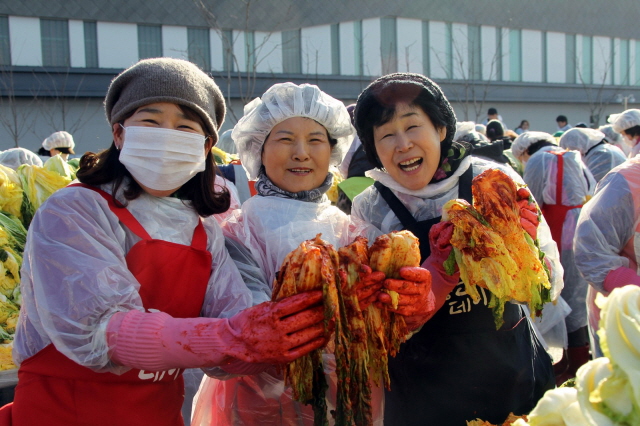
511 131 557 160
232 82 354 180
608 109 640 133
559 128 605 154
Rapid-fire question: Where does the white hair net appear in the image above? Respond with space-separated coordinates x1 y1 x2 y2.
454 121 476 141
42 131 75 151
559 128 604 153
232 83 354 180
0 148 43 170
608 109 640 133
511 131 557 160
598 124 622 144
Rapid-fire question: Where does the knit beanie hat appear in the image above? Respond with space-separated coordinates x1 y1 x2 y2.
104 58 226 143
353 73 456 169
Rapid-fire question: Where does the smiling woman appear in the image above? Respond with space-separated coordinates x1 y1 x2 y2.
351 73 562 426
261 116 334 193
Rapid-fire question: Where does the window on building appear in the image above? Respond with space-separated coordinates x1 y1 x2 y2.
282 29 301 74
496 27 503 81
244 31 255 72
84 21 98 68
331 24 340 75
0 16 10 66
620 39 629 85
636 41 640 86
445 23 453 79
354 21 363 76
381 17 397 75
422 21 430 76
565 34 576 84
188 27 211 71
468 25 481 80
581 35 592 84
138 24 162 60
221 30 234 72
41 18 70 67
509 29 522 81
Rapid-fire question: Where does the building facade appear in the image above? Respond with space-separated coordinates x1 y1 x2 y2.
1 0 639 153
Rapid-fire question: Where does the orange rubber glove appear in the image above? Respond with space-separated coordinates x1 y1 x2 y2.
378 266 435 330
516 187 540 240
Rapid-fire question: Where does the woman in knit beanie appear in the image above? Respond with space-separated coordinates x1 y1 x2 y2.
351 73 561 426
6 58 330 426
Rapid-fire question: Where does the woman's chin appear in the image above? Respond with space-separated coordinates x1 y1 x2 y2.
391 168 432 191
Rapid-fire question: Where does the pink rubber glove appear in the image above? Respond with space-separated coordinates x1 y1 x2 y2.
378 266 435 330
355 264 386 311
604 266 640 292
516 187 540 240
421 221 461 314
108 290 330 371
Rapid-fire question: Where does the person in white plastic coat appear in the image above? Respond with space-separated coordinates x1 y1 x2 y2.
559 128 626 182
6 58 329 426
512 131 596 385
351 73 561 426
574 114 640 358
191 82 436 426
599 124 631 157
608 109 640 158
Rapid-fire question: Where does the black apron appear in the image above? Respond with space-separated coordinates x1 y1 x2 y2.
374 167 554 426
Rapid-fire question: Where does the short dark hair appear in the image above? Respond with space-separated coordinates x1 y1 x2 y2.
76 104 229 217
527 140 556 156
485 120 505 141
354 73 456 169
625 125 640 138
556 115 568 123
488 107 498 115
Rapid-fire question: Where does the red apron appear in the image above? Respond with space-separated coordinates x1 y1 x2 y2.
541 151 583 248
8 183 212 426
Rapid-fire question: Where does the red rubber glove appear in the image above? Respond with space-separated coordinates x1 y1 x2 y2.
355 264 386 311
378 266 435 330
227 290 331 364
516 187 540 240
421 221 460 315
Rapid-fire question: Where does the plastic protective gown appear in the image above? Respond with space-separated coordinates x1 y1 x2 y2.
558 129 626 182
14 182 254 372
351 155 563 425
574 157 640 356
191 195 384 426
523 146 596 334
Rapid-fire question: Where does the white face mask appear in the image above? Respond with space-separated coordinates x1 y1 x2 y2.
623 134 638 148
119 126 207 191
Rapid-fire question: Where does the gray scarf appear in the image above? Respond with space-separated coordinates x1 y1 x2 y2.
255 168 333 203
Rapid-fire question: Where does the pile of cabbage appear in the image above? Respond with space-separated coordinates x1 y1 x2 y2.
0 155 76 370
514 285 640 426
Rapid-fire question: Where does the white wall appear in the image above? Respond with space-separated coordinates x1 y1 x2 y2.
210 30 224 71
451 23 467 80
362 18 381 76
9 16 41 66
593 35 611 85
97 22 138 68
68 20 85 68
546 32 565 83
396 18 422 74
632 40 638 86
162 25 188 60
481 26 498 81
255 31 282 73
429 21 447 79
301 25 332 75
339 21 356 75
522 29 542 82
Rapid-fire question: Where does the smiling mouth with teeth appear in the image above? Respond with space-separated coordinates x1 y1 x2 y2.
289 168 312 174
398 158 423 172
